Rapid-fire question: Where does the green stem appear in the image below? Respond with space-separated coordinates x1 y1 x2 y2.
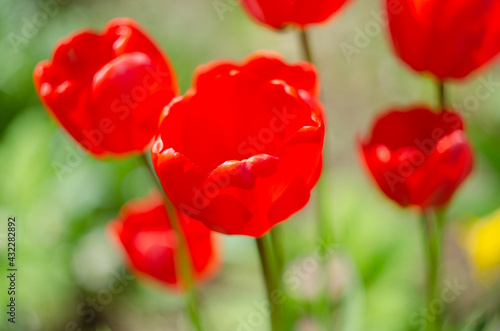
141 154 205 331
269 227 285 276
421 209 444 331
256 235 282 331
299 28 314 64
317 176 335 325
438 80 446 110
297 27 334 255
298 27 335 329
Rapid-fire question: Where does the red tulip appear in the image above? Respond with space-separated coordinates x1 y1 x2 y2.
359 107 474 209
33 18 178 157
387 0 500 79
109 191 220 289
152 52 325 237
241 0 350 29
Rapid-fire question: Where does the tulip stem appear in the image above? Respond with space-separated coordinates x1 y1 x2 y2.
270 227 285 275
299 28 314 64
421 209 444 331
298 27 336 330
256 235 282 331
140 153 205 331
438 80 446 109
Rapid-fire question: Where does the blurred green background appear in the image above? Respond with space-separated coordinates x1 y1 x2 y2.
2 0 500 330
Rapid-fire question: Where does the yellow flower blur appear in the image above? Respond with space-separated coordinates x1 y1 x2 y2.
466 209 500 277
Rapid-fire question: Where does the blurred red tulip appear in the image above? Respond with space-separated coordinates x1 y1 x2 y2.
241 0 350 29
109 191 220 289
359 107 474 209
152 52 325 237
387 0 500 79
33 18 178 157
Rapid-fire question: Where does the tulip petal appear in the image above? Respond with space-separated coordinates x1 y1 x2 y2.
241 0 350 29
277 125 324 188
193 52 319 98
244 52 320 97
34 17 178 157
104 18 177 86
361 143 412 207
91 52 176 154
369 108 463 150
388 0 500 79
359 107 474 209
151 141 209 213
51 31 114 83
410 131 474 207
109 191 220 289
33 70 105 155
152 52 324 236
192 154 311 237
159 74 317 172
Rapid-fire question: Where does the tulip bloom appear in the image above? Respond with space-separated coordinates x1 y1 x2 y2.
109 191 220 289
33 18 178 157
152 52 325 237
359 107 474 209
241 0 350 29
387 0 500 79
